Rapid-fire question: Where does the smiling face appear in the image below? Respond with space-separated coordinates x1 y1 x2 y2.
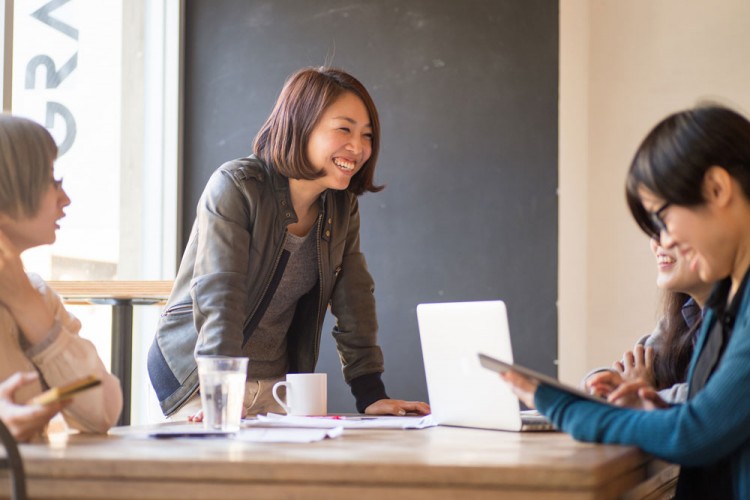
0 169 70 251
305 91 372 193
639 181 735 285
649 237 709 298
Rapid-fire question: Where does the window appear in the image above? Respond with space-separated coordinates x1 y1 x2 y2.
7 0 181 424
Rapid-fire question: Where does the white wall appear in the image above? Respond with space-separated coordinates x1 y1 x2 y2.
559 0 750 383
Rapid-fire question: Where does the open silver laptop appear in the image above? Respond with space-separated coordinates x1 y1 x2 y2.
416 300 554 432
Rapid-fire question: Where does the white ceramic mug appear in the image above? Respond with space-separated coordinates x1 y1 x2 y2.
272 373 327 416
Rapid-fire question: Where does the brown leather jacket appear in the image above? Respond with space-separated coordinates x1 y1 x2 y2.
148 156 387 416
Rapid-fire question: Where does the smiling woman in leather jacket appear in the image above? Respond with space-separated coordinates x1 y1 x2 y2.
147 67 430 419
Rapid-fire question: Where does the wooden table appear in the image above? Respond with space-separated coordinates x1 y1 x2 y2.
0 423 677 499
47 281 174 426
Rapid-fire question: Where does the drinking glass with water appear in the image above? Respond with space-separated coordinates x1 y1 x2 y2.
196 356 248 432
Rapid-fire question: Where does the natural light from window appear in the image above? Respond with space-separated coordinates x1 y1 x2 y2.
10 0 180 425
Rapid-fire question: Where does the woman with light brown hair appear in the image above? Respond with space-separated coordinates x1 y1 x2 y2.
0 115 122 441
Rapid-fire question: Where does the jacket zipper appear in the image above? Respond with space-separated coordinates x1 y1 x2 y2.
313 212 325 362
242 232 288 332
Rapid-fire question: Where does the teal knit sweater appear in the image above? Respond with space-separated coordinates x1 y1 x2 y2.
536 275 750 499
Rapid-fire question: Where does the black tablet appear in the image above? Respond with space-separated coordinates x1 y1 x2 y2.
478 353 613 405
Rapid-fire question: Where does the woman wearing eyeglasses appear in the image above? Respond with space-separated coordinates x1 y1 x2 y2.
501 104 750 499
0 115 122 441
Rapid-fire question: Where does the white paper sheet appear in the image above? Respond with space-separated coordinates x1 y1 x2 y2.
247 413 437 430
233 426 343 443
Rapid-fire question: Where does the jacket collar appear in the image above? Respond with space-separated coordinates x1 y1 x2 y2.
252 155 329 225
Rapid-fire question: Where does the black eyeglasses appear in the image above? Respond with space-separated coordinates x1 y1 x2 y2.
649 202 671 234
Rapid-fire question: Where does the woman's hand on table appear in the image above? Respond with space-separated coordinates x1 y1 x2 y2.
364 399 431 416
499 370 539 409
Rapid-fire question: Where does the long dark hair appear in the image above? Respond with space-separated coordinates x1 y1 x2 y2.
625 104 750 238
651 291 701 390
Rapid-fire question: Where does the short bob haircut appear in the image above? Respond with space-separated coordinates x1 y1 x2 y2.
253 66 383 196
0 114 58 218
626 104 750 238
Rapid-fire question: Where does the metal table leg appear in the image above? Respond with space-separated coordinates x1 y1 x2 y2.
110 300 133 426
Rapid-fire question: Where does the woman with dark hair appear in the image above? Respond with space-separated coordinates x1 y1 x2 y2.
0 115 122 441
148 67 429 419
584 238 711 405
648 289 702 399
500 104 750 498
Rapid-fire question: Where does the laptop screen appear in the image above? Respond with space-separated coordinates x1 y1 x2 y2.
416 300 525 431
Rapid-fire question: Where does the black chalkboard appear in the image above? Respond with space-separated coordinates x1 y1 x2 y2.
183 0 558 412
